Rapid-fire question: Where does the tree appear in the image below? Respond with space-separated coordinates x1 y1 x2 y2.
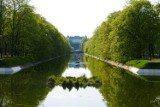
80 36 88 51
0 0 3 58
84 0 160 62
0 0 71 60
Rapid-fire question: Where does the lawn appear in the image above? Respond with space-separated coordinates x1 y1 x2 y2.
0 56 34 67
126 59 160 69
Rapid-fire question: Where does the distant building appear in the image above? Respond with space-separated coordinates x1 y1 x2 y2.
67 36 83 43
67 36 84 51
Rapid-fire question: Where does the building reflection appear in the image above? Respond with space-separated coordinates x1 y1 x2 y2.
68 53 86 69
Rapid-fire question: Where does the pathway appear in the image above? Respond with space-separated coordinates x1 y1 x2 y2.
0 55 67 75
85 54 160 76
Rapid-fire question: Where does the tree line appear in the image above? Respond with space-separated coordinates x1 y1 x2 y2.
0 0 71 60
84 0 160 63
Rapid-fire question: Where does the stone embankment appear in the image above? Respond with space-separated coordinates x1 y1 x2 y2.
85 54 160 76
0 55 68 75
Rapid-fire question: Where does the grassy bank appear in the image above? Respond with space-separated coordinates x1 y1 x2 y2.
0 56 34 67
126 59 160 69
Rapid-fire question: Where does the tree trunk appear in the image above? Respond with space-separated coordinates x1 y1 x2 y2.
0 0 3 58
11 2 16 57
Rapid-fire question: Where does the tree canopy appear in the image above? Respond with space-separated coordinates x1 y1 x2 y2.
84 0 160 63
0 0 71 60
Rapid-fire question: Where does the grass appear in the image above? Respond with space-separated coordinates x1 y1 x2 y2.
0 56 34 67
126 59 160 69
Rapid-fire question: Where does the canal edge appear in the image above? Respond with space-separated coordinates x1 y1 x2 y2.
85 53 160 76
0 54 69 74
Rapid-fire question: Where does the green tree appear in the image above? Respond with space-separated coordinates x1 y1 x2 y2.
0 0 71 61
80 36 88 51
0 0 3 58
84 0 160 62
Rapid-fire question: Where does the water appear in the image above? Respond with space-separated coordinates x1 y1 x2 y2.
39 86 105 107
38 53 106 107
62 54 92 78
1 54 160 107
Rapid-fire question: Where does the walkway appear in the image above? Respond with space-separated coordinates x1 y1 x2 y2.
0 55 66 75
85 54 160 76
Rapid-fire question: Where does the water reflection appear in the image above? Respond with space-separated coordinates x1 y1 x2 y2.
85 56 160 107
62 54 92 78
39 54 105 107
0 56 70 107
2 53 159 107
0 54 105 107
62 68 92 78
39 86 106 107
68 53 87 68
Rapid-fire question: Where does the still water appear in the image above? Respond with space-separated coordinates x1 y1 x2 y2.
0 54 160 107
39 54 106 107
39 86 105 107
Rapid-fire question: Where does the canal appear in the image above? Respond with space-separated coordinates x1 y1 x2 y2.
0 53 160 107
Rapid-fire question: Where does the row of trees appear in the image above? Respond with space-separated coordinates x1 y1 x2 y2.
0 0 70 60
79 36 88 51
84 0 160 63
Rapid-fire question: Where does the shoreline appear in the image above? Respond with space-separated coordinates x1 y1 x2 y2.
85 54 160 76
0 54 69 75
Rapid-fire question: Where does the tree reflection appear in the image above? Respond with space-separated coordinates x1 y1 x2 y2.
85 56 160 107
0 56 70 107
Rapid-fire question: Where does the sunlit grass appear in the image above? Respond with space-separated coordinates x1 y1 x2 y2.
0 56 34 67
126 60 160 69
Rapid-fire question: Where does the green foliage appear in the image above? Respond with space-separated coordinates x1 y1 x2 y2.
84 0 160 63
0 0 71 61
0 56 34 67
0 56 70 107
80 36 88 51
48 75 102 89
126 60 148 68
85 56 160 107
126 60 160 69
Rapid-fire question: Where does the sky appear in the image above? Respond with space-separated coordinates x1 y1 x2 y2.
30 0 159 38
